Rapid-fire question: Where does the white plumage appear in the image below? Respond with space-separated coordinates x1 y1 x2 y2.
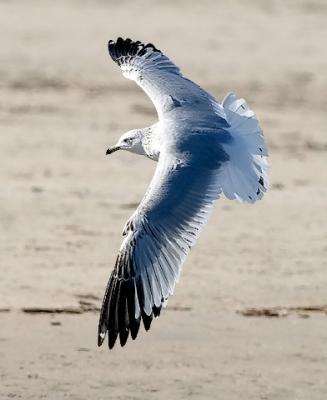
98 38 269 349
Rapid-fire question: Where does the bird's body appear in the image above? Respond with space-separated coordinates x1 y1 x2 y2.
99 38 269 349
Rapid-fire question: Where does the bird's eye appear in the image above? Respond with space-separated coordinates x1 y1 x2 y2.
124 138 133 144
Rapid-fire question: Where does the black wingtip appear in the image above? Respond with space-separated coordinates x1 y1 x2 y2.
153 305 162 318
119 329 129 347
98 248 166 349
108 330 118 349
97 330 106 347
142 312 153 331
107 37 161 63
130 317 141 340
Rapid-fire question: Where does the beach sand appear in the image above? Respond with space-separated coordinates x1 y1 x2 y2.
1 1 327 398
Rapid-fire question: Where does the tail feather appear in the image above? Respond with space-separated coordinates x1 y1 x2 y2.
220 92 269 203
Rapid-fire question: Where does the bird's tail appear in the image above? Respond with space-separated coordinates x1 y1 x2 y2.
220 92 269 203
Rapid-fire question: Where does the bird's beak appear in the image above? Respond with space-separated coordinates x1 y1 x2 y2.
106 146 120 155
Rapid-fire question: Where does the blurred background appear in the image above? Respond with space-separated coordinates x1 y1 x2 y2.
1 1 326 399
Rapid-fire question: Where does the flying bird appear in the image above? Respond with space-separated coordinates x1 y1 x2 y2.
98 37 269 349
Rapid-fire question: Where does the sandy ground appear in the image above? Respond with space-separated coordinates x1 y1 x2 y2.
1 0 327 398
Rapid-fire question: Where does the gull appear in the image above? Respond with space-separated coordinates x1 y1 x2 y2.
98 37 269 349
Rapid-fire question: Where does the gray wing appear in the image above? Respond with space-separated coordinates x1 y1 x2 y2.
108 38 226 120
98 134 230 349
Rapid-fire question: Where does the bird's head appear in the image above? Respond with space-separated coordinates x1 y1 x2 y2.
106 129 144 156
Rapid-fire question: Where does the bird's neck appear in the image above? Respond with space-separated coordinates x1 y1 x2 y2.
141 126 160 161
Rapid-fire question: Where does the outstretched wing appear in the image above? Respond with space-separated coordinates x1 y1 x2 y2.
108 37 226 120
98 135 230 349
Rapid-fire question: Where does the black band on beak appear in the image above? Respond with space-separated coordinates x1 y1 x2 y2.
106 146 120 155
